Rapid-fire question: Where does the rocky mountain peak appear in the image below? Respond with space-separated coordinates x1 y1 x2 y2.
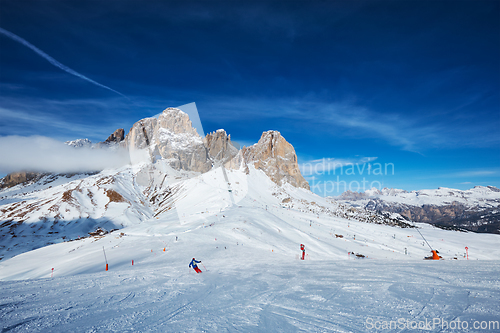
158 108 199 137
104 128 125 144
204 129 239 164
0 171 43 190
121 109 310 188
95 128 126 148
487 186 500 192
65 138 92 148
124 108 210 172
125 118 157 151
242 130 309 190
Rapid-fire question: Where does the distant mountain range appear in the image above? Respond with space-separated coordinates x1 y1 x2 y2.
337 186 500 234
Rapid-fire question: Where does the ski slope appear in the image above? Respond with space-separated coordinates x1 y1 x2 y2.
1 260 499 332
1 166 499 331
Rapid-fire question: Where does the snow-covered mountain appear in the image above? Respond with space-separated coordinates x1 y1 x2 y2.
1 106 500 331
338 186 500 234
0 108 314 261
2 161 500 330
64 138 92 148
0 107 427 263
1 106 499 264
3 160 500 273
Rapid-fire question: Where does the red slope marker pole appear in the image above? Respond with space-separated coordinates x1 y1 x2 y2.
51 268 54 278
465 246 469 260
103 246 109 271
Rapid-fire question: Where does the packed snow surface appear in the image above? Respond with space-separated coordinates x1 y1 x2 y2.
2 260 499 332
1 165 499 331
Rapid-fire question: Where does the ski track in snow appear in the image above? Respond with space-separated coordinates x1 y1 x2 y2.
1 261 499 332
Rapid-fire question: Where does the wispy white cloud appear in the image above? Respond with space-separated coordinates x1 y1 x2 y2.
0 136 130 174
0 27 127 98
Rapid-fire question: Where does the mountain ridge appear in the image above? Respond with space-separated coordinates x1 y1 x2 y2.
0 107 312 260
337 186 500 234
1 106 499 266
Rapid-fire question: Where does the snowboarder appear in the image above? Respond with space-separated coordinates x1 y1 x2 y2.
300 244 306 260
189 258 202 273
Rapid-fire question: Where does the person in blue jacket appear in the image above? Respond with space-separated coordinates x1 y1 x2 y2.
189 258 202 273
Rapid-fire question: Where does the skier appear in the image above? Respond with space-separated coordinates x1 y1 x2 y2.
189 258 202 273
300 244 306 260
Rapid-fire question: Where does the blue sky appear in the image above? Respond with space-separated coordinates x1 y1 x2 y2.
0 0 499 195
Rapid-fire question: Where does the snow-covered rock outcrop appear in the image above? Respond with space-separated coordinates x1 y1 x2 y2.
124 108 211 172
65 138 92 148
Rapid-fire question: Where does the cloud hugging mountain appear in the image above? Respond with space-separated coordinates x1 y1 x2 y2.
0 107 309 191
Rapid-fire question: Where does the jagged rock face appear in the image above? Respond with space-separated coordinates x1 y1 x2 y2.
125 118 158 151
94 128 126 149
157 108 199 136
154 108 211 172
0 172 43 190
204 129 239 164
104 128 125 144
124 110 309 188
242 131 310 190
124 108 211 173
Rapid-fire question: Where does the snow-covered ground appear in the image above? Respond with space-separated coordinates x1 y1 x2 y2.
1 260 499 332
1 166 499 331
